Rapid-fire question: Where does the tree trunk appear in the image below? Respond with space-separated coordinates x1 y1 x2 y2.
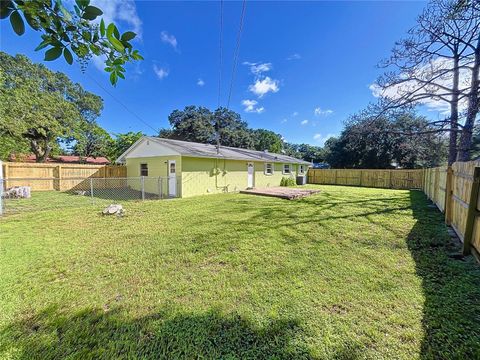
449 54 460 165
457 35 480 162
30 138 52 163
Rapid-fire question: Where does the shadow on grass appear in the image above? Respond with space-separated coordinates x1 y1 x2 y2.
407 190 480 359
0 307 363 359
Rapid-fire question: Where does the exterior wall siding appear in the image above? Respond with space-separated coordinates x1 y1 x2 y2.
126 155 308 198
181 157 304 198
126 156 182 197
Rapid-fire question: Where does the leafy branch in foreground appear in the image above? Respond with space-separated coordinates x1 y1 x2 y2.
0 0 143 85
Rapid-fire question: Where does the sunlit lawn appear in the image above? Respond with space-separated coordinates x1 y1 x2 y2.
1 185 479 359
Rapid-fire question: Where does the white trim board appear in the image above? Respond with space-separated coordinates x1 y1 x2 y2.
117 137 180 162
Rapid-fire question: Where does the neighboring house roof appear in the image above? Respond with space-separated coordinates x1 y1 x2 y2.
117 136 311 165
9 154 110 165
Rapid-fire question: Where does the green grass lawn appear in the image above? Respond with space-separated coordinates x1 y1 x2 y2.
1 185 480 359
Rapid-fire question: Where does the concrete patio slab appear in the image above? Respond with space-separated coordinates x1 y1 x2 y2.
240 187 321 200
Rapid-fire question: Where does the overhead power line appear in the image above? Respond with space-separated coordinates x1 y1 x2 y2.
217 0 224 109
85 72 160 134
226 0 247 109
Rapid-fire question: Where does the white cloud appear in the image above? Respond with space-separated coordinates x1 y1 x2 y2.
292 111 298 117
160 31 178 51
197 78 205 87
313 133 336 146
243 62 272 75
153 65 169 80
281 118 288 124
242 99 265 114
301 119 309 125
249 77 280 98
89 0 142 72
370 57 471 114
314 107 334 116
91 0 142 37
91 54 107 71
287 53 301 60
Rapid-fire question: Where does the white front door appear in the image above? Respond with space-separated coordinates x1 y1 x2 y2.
247 162 254 188
168 160 177 197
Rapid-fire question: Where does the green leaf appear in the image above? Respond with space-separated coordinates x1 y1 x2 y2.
106 23 115 39
44 46 63 61
100 19 105 37
75 0 90 9
85 5 102 16
10 11 25 35
82 5 102 20
0 1 14 20
89 44 101 56
109 37 125 53
121 31 136 42
117 72 125 80
82 12 97 21
109 72 117 86
24 12 39 30
34 40 50 51
82 30 91 41
63 48 73 65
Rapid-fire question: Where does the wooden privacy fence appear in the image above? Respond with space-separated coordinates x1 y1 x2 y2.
308 164 480 257
1 162 126 191
307 169 424 189
423 161 480 257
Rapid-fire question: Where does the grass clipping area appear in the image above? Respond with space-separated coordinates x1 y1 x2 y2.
1 185 480 359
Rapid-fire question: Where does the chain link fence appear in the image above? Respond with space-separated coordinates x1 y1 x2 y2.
0 176 180 216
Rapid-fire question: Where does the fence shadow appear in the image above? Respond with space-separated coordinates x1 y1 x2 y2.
0 306 325 359
407 190 480 359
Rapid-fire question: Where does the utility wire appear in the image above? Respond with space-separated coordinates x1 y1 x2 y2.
85 72 160 134
217 0 224 109
226 0 247 109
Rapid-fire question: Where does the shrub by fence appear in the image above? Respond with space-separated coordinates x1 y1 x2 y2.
307 169 424 189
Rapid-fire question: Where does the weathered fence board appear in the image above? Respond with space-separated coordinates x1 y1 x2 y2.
307 169 423 189
1 162 126 191
423 161 480 258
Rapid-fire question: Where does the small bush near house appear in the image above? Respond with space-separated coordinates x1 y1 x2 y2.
280 177 296 186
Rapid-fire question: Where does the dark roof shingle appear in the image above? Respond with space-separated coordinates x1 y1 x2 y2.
148 137 310 165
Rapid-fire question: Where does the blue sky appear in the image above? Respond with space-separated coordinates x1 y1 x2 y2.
0 0 428 146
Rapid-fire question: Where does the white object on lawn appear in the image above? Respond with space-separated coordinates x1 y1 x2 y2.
102 204 124 216
3 186 31 199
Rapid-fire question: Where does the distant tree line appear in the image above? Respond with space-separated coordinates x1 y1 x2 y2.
158 105 326 162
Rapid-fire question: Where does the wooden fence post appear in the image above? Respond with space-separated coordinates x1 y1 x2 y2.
334 170 338 185
462 167 480 256
3 162 8 189
445 166 453 225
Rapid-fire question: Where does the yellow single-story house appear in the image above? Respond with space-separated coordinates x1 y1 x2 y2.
116 137 310 198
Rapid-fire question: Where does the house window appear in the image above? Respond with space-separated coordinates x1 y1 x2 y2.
283 164 291 175
298 165 305 175
265 163 273 175
140 163 148 176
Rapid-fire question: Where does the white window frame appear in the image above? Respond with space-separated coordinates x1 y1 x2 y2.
298 164 305 175
264 163 274 176
140 163 148 176
282 164 291 175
